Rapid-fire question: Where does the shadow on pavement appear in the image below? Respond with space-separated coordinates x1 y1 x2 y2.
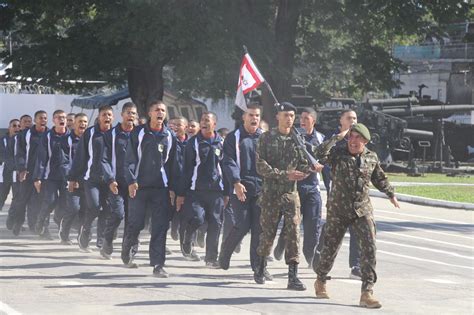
115 296 361 309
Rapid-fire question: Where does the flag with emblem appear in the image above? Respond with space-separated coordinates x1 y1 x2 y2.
235 53 265 111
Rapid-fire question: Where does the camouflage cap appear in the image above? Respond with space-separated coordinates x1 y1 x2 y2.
351 123 371 141
277 102 297 112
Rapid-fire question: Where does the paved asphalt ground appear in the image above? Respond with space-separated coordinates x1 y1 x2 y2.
1 193 473 314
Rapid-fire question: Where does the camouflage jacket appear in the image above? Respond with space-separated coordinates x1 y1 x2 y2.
317 135 395 217
256 128 310 194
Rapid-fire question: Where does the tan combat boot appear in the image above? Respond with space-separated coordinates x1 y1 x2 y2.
360 291 382 309
314 279 330 299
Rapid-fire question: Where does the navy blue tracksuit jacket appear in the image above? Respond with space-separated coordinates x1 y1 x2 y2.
124 124 177 189
15 125 48 174
68 124 108 183
222 126 263 197
0 134 16 182
177 132 226 196
33 128 72 181
102 123 133 186
297 128 325 194
169 134 189 192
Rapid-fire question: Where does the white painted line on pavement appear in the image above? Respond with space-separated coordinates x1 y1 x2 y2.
379 230 473 249
58 281 84 286
425 279 457 284
377 250 474 271
376 210 472 225
376 216 474 240
377 239 474 260
0 301 22 315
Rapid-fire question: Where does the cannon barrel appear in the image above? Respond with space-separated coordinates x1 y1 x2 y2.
381 105 474 116
366 97 419 107
403 128 433 139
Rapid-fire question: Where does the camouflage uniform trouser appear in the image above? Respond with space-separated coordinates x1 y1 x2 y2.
257 191 301 264
315 212 377 292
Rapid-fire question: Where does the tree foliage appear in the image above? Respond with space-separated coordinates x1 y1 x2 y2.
1 0 471 117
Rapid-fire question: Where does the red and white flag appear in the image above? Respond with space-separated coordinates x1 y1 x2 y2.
235 53 265 111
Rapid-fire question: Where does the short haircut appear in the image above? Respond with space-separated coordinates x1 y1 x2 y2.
189 119 198 125
217 127 229 137
67 113 76 117
20 114 32 121
122 102 137 113
301 107 317 121
34 110 47 118
174 116 188 125
9 119 20 125
53 109 66 117
246 102 261 112
340 109 356 118
98 105 113 113
75 113 88 119
147 99 166 112
201 111 217 122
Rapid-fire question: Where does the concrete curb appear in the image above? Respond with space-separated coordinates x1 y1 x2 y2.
369 189 474 210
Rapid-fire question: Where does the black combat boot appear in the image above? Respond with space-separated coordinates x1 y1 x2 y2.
254 256 266 284
287 262 306 291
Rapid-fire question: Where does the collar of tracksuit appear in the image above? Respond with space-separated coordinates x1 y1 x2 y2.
195 131 223 145
143 123 170 136
238 125 263 139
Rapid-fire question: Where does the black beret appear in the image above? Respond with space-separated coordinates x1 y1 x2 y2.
277 102 297 112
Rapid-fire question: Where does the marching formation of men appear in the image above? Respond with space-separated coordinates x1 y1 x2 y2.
0 100 399 309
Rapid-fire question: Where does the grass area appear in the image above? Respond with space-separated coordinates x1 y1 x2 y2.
395 185 474 203
386 172 474 184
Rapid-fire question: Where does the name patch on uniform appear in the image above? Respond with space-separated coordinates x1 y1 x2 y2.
158 144 164 152
215 148 221 156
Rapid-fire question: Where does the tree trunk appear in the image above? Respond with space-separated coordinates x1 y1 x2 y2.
261 0 303 127
127 64 164 117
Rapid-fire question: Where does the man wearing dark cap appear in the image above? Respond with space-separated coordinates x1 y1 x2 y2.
253 101 318 291
313 123 399 309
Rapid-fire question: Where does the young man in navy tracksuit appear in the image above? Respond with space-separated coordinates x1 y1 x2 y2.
68 105 114 252
122 100 177 277
218 104 273 279
59 113 89 244
9 110 48 235
100 102 137 259
5 115 32 230
33 110 71 239
168 117 190 246
0 119 20 211
176 112 227 268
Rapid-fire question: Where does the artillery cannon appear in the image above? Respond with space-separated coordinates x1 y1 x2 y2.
364 99 474 169
315 98 432 167
314 97 474 170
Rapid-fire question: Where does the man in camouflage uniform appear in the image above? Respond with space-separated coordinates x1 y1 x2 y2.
314 123 400 309
254 102 318 291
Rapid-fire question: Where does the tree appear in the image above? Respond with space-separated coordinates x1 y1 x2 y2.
1 0 210 115
1 0 471 121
